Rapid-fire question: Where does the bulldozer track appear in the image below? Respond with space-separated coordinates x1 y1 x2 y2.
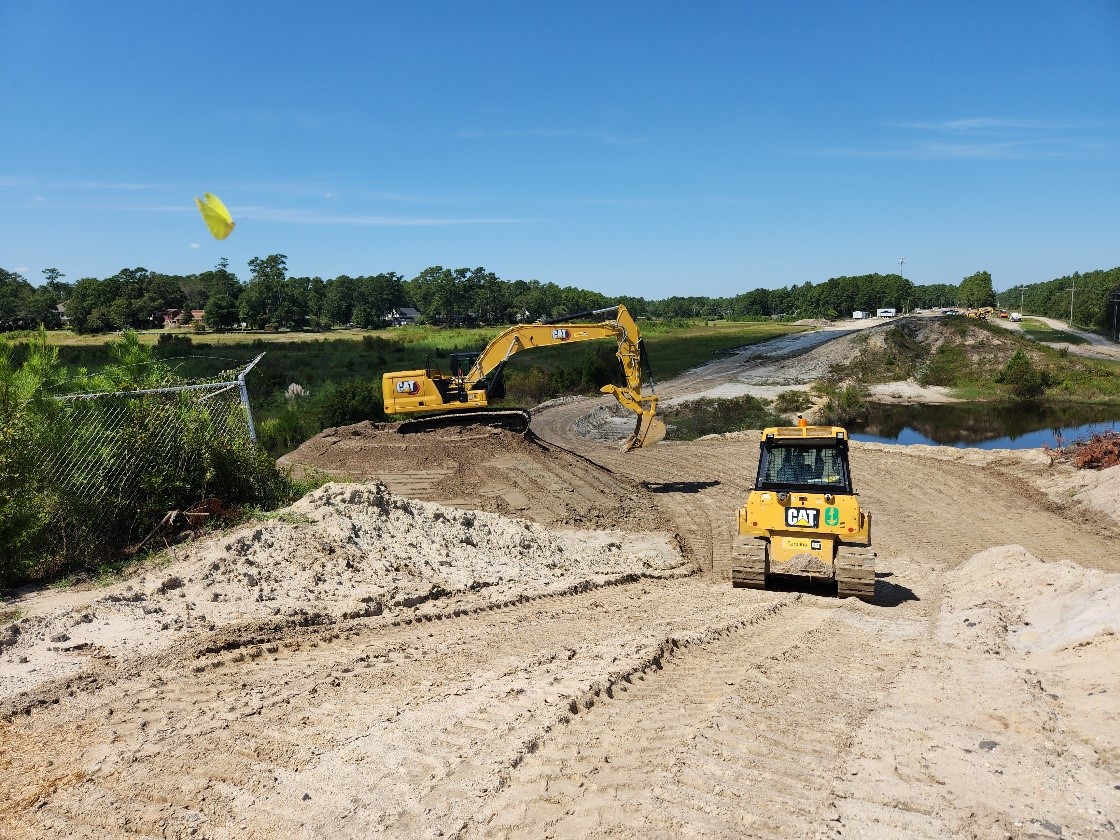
397 408 532 436
730 535 767 589
835 545 876 601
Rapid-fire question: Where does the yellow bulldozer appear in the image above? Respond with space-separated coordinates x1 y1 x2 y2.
732 423 876 601
381 305 665 451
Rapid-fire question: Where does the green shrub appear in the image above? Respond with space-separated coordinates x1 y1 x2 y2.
773 390 813 413
819 385 869 426
503 366 553 404
662 395 786 440
0 329 303 588
996 350 1052 401
917 344 969 387
315 380 385 428
155 333 194 358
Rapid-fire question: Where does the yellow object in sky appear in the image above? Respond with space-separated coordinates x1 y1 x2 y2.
195 192 235 240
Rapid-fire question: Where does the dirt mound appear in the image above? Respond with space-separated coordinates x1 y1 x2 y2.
1 483 685 707
279 420 672 532
840 544 1120 837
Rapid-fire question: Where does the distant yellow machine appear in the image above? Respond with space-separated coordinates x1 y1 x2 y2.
732 424 876 600
382 305 665 451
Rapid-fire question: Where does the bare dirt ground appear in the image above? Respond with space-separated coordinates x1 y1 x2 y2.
3 322 1120 840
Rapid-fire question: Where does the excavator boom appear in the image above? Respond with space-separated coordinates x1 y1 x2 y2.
382 305 665 450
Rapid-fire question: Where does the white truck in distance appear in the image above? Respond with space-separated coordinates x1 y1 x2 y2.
876 308 897 318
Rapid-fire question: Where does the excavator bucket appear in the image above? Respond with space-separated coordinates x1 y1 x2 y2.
622 408 667 451
601 384 665 451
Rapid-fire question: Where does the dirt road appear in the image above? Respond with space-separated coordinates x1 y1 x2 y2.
3 327 1119 839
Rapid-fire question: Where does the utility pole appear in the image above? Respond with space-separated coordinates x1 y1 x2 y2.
1111 290 1120 342
1020 287 1025 314
898 258 906 313
1069 276 1076 327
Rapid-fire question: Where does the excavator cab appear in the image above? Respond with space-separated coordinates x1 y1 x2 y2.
448 352 479 378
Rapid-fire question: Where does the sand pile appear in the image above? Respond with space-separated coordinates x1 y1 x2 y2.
1 483 684 704
839 545 1120 836
944 544 1120 655
1037 461 1120 526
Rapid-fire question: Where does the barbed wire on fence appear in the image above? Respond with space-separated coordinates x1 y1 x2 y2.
39 353 265 554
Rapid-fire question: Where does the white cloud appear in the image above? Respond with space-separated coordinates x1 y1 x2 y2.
809 116 1105 160
455 127 648 145
190 243 201 249
237 205 521 226
888 117 1065 133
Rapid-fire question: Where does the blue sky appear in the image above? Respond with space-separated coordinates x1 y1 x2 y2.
2 1 1117 298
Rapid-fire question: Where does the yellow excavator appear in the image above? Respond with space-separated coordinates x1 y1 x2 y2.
381 305 666 451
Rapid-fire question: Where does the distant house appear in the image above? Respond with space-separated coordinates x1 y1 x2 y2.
55 302 68 324
161 308 205 328
386 307 421 327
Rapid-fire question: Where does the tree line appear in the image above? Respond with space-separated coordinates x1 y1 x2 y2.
1 259 1117 335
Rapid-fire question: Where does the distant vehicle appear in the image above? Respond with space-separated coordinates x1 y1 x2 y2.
1010 312 1022 322
999 310 1009 318
852 311 868 320
875 308 897 318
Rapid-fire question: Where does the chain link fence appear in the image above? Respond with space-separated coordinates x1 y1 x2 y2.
39 355 264 554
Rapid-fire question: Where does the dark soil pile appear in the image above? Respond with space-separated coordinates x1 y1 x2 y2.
278 421 673 533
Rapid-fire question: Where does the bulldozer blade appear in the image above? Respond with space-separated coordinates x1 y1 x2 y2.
622 411 667 451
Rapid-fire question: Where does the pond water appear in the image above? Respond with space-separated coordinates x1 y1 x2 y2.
847 402 1120 450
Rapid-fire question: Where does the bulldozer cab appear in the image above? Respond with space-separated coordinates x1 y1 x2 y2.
755 436 852 494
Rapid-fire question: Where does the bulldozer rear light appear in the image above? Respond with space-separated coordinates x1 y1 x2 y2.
825 494 834 503
848 527 854 532
777 492 789 501
752 521 758 526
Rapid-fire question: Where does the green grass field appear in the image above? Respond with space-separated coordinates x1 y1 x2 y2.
16 320 807 454
1018 318 1089 344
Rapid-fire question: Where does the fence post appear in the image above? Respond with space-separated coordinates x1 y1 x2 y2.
238 353 266 442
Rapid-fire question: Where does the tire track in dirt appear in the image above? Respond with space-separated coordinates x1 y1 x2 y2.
853 445 1120 573
463 600 924 839
0 580 805 840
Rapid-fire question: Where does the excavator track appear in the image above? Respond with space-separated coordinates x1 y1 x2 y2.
730 535 768 589
835 545 877 602
397 408 532 436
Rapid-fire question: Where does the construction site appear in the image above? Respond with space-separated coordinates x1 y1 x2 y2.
2 320 1119 839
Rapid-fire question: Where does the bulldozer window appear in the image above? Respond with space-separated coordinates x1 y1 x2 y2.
758 444 850 491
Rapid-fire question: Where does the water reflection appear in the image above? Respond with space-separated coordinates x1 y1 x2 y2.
848 402 1120 449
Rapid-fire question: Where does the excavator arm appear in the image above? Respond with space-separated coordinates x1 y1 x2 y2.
382 305 665 450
